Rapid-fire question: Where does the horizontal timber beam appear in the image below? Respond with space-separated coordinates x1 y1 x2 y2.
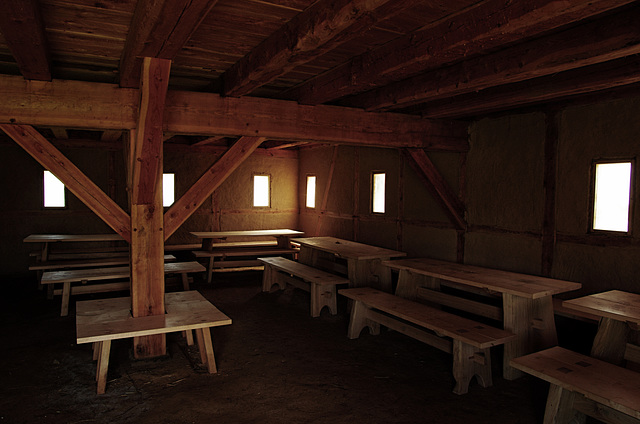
0 75 468 150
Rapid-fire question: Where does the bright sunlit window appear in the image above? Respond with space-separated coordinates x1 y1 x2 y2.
372 172 386 214
306 175 316 208
253 174 270 207
163 173 175 207
44 171 65 208
592 161 632 232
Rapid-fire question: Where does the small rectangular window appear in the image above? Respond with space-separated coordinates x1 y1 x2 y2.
44 171 65 208
163 173 175 207
372 172 386 214
253 174 270 207
306 175 316 208
592 161 632 232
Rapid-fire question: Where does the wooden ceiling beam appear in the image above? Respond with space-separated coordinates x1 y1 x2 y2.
119 0 218 88
418 55 640 119
0 0 51 81
221 0 421 97
164 136 265 240
0 75 468 150
348 7 640 111
0 124 131 241
283 0 636 105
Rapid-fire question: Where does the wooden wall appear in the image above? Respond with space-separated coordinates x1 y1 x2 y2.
0 142 299 277
298 95 640 296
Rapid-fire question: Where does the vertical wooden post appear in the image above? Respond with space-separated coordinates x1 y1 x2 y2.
541 110 559 276
129 57 171 358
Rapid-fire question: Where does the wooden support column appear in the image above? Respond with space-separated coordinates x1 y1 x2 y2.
129 57 171 358
541 110 559 276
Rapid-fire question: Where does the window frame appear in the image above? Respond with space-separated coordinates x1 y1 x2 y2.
305 174 316 209
252 173 271 208
371 171 386 214
588 158 635 235
43 170 66 209
162 173 175 208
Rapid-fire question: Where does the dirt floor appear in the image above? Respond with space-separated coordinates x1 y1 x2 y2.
0 271 597 424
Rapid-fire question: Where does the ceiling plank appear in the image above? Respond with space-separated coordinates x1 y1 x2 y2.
0 0 51 81
164 136 265 240
404 149 466 231
221 0 421 97
283 0 637 105
0 75 468 150
50 127 69 139
0 124 131 242
348 8 640 111
418 55 640 119
119 0 218 88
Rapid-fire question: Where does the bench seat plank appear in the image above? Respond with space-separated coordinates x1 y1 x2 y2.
259 257 349 317
340 287 515 349
511 346 640 421
30 255 176 271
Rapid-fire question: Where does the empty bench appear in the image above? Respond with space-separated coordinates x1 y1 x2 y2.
193 243 299 284
76 291 232 394
511 345 640 423
259 257 350 317
41 261 205 316
339 287 516 394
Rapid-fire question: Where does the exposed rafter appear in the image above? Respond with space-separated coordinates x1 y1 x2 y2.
418 55 640 119
346 8 640 111
221 0 421 97
283 0 636 105
119 0 218 88
0 0 51 81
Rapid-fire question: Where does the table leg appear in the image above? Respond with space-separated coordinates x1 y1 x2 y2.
591 317 630 365
61 282 71 316
180 272 190 291
96 340 111 394
207 256 214 284
275 235 289 249
347 259 392 292
297 246 317 267
197 328 217 373
395 269 440 300
502 294 557 380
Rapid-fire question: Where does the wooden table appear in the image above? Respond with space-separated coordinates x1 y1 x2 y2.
383 258 582 379
24 233 125 261
292 237 406 292
191 229 304 251
76 291 232 394
563 290 640 365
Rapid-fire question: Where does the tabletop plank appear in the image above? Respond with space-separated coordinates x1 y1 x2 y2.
384 258 581 299
191 229 304 239
562 290 640 324
293 237 406 260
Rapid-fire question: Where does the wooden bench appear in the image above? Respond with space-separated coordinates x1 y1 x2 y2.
76 291 232 394
41 261 205 316
511 345 640 423
193 244 299 283
30 254 176 272
259 257 350 317
339 287 516 394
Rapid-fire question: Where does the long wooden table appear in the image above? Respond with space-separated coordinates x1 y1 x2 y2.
191 229 304 251
24 233 126 261
76 291 231 394
293 237 406 292
383 258 582 379
563 290 640 365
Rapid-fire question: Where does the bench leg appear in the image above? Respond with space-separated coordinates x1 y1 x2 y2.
452 341 492 395
347 300 380 339
96 340 111 394
180 272 190 291
183 330 194 346
261 265 285 292
207 256 214 284
310 284 337 317
61 282 71 316
195 327 217 373
544 384 586 424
